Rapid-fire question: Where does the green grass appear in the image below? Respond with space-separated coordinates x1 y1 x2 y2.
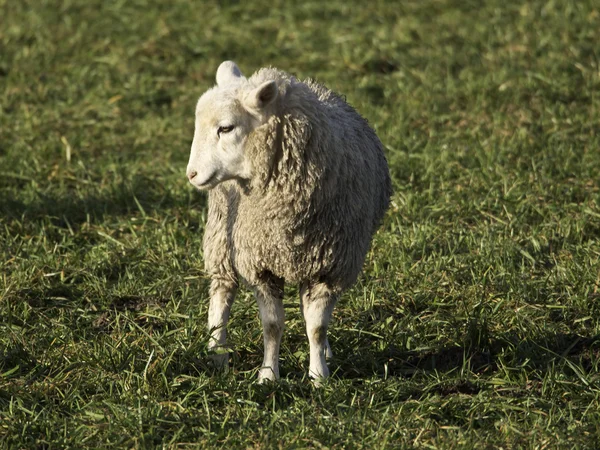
1 0 600 447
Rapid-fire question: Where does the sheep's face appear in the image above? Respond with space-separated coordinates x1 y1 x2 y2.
187 61 279 190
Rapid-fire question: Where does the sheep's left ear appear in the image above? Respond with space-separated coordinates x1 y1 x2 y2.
216 61 244 86
244 80 278 111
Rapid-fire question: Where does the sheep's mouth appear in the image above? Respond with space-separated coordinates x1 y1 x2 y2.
194 171 218 190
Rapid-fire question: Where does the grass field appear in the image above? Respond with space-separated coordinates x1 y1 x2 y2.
1 0 600 447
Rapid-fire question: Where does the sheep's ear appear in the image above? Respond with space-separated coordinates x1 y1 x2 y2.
244 80 278 111
216 61 243 86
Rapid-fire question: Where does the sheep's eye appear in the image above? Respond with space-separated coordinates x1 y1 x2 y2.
217 125 234 136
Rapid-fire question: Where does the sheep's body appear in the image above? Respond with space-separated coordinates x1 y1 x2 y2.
187 62 391 381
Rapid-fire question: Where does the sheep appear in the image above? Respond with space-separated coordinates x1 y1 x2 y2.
186 61 391 382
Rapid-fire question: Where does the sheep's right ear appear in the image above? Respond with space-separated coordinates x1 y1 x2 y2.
216 61 243 86
243 80 278 112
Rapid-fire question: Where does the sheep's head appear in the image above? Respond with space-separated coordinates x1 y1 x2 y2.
186 61 279 190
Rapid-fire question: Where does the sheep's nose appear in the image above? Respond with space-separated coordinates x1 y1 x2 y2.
187 169 198 181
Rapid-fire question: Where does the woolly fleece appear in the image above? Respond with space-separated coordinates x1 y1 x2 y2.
188 62 391 380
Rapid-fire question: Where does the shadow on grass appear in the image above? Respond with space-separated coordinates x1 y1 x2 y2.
16 284 174 329
0 173 206 229
330 332 600 386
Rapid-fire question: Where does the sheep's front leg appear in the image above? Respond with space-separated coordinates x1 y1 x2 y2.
207 277 237 370
255 278 285 382
300 282 338 380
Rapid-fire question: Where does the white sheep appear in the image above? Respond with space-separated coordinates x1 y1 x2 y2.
187 61 391 382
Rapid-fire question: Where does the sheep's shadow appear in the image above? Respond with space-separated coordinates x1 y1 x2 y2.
329 331 600 385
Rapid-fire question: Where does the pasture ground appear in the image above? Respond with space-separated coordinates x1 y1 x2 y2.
1 0 599 447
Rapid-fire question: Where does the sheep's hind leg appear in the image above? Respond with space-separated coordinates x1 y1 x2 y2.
207 277 237 371
300 282 338 380
255 277 285 383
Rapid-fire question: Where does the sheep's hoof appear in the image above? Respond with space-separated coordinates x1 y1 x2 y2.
311 376 327 388
257 367 279 383
309 365 330 386
208 351 229 372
